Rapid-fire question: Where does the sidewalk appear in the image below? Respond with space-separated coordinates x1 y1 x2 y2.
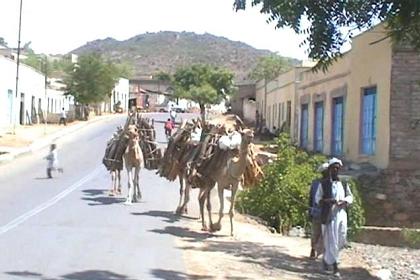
0 114 119 165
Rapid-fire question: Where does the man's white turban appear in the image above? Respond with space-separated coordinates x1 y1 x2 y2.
328 157 343 167
317 162 329 172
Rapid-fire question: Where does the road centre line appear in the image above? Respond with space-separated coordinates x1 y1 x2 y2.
0 166 103 236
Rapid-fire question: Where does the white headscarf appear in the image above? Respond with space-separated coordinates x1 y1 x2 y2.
328 157 343 167
317 162 329 172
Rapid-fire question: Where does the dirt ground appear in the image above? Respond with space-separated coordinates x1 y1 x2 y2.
174 213 378 280
0 122 80 148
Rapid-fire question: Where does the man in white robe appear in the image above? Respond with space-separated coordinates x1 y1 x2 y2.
315 157 353 277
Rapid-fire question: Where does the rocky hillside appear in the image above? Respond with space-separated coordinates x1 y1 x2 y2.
71 31 299 81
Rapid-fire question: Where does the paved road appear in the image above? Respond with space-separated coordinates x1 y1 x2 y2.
0 113 199 280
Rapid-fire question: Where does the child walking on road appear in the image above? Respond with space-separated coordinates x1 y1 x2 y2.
45 144 63 178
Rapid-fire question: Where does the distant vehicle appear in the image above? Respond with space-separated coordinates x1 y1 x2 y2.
171 105 186 113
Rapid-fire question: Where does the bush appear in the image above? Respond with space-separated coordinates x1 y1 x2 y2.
237 133 365 238
402 228 420 249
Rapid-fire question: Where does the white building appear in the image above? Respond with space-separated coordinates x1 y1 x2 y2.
99 78 129 113
0 56 73 134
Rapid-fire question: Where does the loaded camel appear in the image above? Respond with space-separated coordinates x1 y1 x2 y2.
124 124 144 204
198 128 254 236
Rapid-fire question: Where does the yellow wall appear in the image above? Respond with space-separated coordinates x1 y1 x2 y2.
347 25 392 168
260 24 392 169
298 55 350 154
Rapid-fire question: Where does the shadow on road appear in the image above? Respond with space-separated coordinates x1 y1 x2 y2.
150 225 216 242
150 268 214 280
6 269 134 280
131 210 184 223
81 189 125 206
179 240 380 280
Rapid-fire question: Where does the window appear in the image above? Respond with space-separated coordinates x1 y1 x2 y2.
272 104 276 130
314 101 324 152
361 87 377 155
278 103 282 127
300 104 309 148
332 97 344 155
287 101 292 128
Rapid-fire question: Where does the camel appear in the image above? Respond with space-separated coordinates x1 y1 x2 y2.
199 128 254 236
123 125 144 205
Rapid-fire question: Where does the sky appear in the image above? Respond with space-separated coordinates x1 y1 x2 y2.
0 0 309 60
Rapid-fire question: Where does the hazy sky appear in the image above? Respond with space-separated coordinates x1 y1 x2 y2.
0 0 309 59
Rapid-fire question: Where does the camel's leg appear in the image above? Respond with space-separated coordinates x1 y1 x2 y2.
180 182 191 214
198 188 207 231
117 170 122 194
216 182 224 225
206 189 214 231
176 174 185 214
109 171 116 195
229 181 239 236
133 166 141 202
125 167 134 205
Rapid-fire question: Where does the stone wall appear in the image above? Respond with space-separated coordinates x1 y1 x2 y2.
358 169 420 228
357 46 420 228
389 46 420 170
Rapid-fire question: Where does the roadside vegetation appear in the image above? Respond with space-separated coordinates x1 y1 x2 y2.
237 133 365 239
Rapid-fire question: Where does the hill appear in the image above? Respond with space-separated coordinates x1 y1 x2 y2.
71 31 299 81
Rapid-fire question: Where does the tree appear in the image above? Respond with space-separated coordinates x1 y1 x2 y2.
234 0 420 71
250 55 291 124
0 37 8 47
172 64 235 120
249 55 291 81
63 53 119 105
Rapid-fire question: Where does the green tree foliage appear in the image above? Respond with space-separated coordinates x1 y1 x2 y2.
63 53 119 105
114 61 134 79
0 37 8 47
172 64 235 120
154 71 172 82
249 55 292 81
237 133 365 239
234 0 420 71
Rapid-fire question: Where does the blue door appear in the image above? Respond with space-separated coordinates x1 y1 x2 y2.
300 104 309 148
361 87 377 155
314 101 324 152
332 97 344 155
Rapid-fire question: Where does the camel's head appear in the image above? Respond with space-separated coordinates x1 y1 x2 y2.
241 129 254 144
126 125 139 139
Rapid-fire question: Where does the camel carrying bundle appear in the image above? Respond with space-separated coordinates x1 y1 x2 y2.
159 115 264 188
102 126 128 171
158 120 203 181
133 114 162 170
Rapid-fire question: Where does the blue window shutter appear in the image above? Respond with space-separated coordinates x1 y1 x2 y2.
361 88 377 155
314 102 324 152
300 104 309 148
332 97 344 155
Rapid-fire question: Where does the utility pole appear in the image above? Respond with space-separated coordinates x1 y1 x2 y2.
13 0 24 134
43 55 48 135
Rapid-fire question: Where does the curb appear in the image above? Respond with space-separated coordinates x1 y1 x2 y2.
0 114 119 165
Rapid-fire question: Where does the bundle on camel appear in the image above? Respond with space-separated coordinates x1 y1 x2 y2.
135 114 162 170
190 115 263 189
102 117 131 171
103 113 162 171
157 119 203 181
